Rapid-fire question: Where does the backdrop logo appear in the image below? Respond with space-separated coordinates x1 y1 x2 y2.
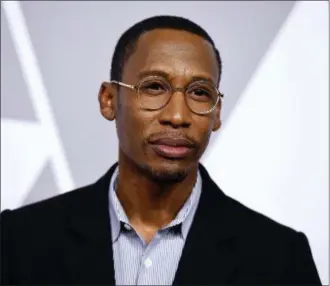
1 1 74 210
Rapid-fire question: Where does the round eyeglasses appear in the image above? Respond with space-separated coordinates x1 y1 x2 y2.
110 76 224 115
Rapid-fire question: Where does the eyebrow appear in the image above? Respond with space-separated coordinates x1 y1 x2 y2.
137 69 217 86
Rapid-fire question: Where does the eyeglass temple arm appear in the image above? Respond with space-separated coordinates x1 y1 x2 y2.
110 80 135 90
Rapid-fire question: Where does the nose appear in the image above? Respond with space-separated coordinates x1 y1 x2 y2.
158 90 192 128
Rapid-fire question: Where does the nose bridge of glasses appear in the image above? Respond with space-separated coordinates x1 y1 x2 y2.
164 86 191 114
171 86 186 95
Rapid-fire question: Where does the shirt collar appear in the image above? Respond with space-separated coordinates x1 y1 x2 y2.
109 166 128 242
108 166 202 242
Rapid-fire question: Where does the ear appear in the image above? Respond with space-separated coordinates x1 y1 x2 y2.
212 99 222 132
98 82 116 121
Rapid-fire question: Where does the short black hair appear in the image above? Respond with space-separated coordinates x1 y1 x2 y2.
110 15 222 84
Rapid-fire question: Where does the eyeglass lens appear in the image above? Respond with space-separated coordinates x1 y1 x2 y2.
137 77 219 114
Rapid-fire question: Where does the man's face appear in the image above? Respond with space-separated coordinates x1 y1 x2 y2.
100 29 221 182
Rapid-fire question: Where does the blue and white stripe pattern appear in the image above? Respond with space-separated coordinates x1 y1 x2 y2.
108 166 202 285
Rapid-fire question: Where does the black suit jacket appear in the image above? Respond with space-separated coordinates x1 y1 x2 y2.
0 163 322 285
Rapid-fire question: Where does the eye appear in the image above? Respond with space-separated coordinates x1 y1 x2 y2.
139 80 168 95
187 82 217 103
189 88 212 102
146 82 165 91
192 88 211 97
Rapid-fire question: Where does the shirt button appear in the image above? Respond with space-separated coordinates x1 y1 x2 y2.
144 258 152 268
124 223 131 231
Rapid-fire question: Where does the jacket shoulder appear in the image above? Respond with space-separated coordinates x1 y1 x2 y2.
226 195 300 237
1 164 117 222
1 182 97 226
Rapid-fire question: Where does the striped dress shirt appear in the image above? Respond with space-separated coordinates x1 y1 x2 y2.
108 167 202 285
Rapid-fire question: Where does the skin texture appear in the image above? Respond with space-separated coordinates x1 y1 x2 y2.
98 28 222 243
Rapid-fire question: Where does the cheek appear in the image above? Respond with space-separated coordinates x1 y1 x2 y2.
200 127 213 149
194 116 214 141
116 105 155 153
191 119 215 158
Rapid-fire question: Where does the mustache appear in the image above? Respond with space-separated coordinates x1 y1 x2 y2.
147 131 198 148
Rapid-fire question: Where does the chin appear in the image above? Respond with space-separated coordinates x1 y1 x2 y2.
141 160 191 184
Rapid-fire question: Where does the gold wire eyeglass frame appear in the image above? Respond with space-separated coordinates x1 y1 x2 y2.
110 77 224 115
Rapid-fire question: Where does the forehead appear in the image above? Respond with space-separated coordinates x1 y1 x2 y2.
123 29 219 85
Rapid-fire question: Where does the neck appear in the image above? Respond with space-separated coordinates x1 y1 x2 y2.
116 151 198 230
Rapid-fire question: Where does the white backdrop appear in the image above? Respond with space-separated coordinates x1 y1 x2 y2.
1 1 329 284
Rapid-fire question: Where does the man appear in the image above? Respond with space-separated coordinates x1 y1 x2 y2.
0 15 321 285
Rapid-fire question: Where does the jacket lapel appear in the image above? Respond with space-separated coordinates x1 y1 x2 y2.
173 164 240 285
64 164 118 285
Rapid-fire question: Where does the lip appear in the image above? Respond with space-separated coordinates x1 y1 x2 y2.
149 138 195 159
